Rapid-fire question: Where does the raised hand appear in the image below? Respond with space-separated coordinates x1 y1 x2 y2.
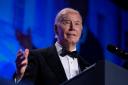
15 49 29 79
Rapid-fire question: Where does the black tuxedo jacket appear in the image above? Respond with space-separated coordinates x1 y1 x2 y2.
19 45 90 85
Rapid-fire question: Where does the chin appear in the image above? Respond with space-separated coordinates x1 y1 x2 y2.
67 40 78 44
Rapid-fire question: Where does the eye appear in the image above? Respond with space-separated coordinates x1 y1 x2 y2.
75 22 80 25
75 22 81 26
62 20 71 25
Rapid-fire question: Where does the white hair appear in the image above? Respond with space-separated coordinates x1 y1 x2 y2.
54 8 82 24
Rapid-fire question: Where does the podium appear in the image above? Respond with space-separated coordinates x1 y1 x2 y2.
61 61 128 85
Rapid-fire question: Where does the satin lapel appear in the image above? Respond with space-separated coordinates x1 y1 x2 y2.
77 55 91 72
43 46 67 83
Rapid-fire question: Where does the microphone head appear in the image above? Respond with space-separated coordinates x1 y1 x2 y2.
107 44 128 59
107 44 119 53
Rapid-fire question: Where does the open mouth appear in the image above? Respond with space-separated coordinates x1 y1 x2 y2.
67 33 76 37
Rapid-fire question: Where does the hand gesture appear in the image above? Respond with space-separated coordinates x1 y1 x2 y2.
15 49 29 79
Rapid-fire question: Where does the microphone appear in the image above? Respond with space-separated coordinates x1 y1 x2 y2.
107 44 128 59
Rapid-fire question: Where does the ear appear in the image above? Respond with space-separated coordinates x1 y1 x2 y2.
54 24 58 35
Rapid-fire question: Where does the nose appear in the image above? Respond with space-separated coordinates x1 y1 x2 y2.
69 22 75 30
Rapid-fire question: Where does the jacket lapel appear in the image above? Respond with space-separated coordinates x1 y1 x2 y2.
42 45 90 83
78 55 91 72
43 46 67 83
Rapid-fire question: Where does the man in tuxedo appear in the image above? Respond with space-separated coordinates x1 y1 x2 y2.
15 8 90 85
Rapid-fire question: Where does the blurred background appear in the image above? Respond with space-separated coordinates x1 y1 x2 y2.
0 0 128 79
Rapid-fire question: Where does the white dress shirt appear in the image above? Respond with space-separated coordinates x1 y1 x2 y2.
55 42 80 80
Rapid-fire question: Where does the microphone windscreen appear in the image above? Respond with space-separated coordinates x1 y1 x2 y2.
107 44 128 59
107 44 118 53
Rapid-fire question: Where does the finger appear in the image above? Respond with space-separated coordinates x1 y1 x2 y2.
16 53 28 68
16 56 25 65
16 49 25 64
17 49 23 57
17 49 23 54
24 48 29 58
16 59 27 68
17 49 25 60
21 58 27 65
17 63 27 69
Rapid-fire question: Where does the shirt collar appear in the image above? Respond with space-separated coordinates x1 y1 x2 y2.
55 42 76 55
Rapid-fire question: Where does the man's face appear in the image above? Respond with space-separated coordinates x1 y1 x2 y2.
55 12 83 45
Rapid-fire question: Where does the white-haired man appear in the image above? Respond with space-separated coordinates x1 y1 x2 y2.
15 8 90 85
